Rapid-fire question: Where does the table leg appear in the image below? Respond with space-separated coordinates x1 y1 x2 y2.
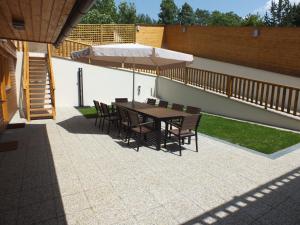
155 119 161 150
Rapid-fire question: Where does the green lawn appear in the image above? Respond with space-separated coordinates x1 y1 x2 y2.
76 106 300 154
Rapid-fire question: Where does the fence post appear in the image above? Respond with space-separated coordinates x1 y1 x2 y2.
184 67 188 84
226 76 233 98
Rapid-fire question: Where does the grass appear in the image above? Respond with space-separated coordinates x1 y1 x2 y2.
76 106 300 154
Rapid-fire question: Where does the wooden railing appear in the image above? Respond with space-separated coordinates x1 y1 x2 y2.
68 24 136 45
160 67 300 117
12 40 24 51
52 39 91 58
22 42 30 121
47 44 56 119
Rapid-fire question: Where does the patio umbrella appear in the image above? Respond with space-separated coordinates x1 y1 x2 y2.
71 43 193 102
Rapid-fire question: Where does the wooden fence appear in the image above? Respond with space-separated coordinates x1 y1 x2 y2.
51 39 91 58
68 24 136 45
160 67 300 117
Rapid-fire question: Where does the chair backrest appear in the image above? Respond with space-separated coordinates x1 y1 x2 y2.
115 98 128 103
172 103 184 111
127 110 140 127
158 100 168 108
118 106 128 122
147 98 156 105
93 100 102 115
186 106 201 114
181 114 202 131
100 103 110 116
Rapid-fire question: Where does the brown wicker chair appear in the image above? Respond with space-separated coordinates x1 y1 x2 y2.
93 100 104 129
100 103 119 134
117 106 130 140
127 110 154 151
186 106 201 114
164 114 202 156
147 98 156 105
158 100 169 108
115 98 128 103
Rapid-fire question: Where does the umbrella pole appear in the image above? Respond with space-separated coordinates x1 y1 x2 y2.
132 64 135 103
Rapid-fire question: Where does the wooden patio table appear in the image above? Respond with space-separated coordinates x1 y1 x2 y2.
115 101 192 150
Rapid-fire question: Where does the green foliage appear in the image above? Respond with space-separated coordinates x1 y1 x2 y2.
178 2 195 25
118 1 137 24
81 0 117 24
207 11 242 26
241 14 265 27
195 9 210 25
136 14 156 24
158 0 178 24
264 0 300 27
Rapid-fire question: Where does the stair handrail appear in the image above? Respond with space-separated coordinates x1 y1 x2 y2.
22 42 30 121
47 44 56 119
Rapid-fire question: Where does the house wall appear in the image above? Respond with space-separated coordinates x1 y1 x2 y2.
52 57 157 107
164 25 300 78
0 41 18 131
136 25 165 48
157 77 300 131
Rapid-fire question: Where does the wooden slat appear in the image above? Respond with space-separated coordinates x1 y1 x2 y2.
294 90 299 116
287 88 293 114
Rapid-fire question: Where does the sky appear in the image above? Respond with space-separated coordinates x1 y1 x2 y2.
115 0 300 19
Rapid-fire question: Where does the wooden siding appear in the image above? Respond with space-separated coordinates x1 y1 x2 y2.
164 25 300 78
0 40 17 132
0 0 76 43
136 25 165 48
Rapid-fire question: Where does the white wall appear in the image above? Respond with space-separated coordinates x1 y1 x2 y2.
191 57 300 89
157 77 300 131
52 58 157 107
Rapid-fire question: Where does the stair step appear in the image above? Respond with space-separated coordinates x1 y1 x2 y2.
30 108 52 112
30 92 50 95
29 84 49 86
30 88 49 90
30 97 51 100
29 57 46 60
30 114 53 119
30 102 52 106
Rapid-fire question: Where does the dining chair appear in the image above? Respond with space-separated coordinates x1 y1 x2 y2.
100 102 119 134
115 98 128 103
117 106 130 140
171 103 184 111
158 100 169 108
127 110 154 151
93 100 103 128
146 98 156 105
164 114 202 156
186 106 201 114
166 103 185 134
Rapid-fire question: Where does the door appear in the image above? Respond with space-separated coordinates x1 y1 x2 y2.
0 55 8 132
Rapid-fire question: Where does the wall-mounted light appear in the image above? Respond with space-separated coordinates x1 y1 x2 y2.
182 26 187 33
136 25 140 32
12 19 25 30
252 28 260 38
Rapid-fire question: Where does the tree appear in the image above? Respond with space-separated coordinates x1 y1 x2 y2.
264 0 293 26
136 14 155 24
158 0 178 24
118 1 136 24
241 14 265 27
195 9 210 25
178 2 195 25
290 3 300 26
81 0 117 24
207 11 242 26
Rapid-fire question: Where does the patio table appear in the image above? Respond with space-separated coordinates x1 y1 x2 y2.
115 101 192 150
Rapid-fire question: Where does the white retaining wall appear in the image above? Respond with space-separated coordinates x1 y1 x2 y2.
52 57 157 106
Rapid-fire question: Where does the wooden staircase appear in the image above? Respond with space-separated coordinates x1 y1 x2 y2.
28 56 54 119
23 43 56 121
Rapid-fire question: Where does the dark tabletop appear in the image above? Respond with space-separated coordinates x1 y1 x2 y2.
115 101 191 120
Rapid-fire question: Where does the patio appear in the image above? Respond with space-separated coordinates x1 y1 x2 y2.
1 107 300 225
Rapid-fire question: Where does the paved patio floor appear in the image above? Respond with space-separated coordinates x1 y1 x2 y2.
1 107 300 225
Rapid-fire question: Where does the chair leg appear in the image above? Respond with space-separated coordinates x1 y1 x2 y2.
178 137 182 156
137 133 141 152
188 137 191 144
195 133 198 152
164 129 168 148
101 118 105 131
107 121 111 134
95 117 98 126
98 118 102 129
127 131 131 146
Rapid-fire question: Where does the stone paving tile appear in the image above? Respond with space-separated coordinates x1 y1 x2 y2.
1 107 300 225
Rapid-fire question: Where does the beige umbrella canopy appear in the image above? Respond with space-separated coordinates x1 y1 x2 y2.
71 43 193 102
